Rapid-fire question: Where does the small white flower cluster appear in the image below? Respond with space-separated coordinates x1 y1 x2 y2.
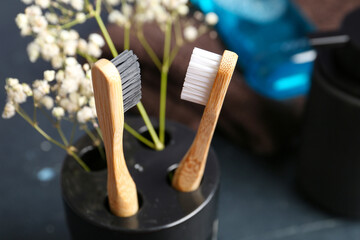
107 0 190 27
2 78 32 118
183 11 219 42
16 5 47 36
51 58 96 123
16 2 105 68
106 0 218 43
3 59 96 124
26 27 104 68
21 0 84 11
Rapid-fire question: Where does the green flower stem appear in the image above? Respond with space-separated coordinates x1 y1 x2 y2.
69 120 78 145
94 13 118 57
38 108 57 127
124 122 155 149
159 19 172 144
77 50 97 64
33 101 37 123
61 13 93 29
92 120 103 141
67 150 91 172
136 102 164 150
94 11 162 150
56 121 69 146
124 22 131 50
51 2 74 17
174 16 184 47
16 107 90 172
136 28 162 71
169 45 180 67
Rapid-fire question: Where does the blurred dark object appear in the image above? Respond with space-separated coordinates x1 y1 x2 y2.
298 7 360 217
104 0 360 156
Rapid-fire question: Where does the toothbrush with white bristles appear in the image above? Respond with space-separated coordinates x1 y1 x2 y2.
172 47 238 192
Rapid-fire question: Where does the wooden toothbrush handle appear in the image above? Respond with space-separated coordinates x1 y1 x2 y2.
92 59 138 217
173 50 238 192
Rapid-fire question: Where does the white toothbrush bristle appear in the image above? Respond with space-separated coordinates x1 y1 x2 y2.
181 47 222 105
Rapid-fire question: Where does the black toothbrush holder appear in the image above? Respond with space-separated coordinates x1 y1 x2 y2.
298 8 360 218
61 118 220 240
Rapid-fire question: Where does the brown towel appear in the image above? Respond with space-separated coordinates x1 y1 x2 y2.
103 0 360 156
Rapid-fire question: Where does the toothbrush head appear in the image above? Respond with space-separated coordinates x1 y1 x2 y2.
181 48 222 106
111 50 142 113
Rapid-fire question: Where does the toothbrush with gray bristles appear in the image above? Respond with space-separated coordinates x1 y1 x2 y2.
92 50 141 217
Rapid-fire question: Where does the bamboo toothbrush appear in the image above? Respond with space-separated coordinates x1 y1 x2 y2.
92 50 141 217
172 47 238 192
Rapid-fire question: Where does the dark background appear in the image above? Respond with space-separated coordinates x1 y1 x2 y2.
1 1 360 239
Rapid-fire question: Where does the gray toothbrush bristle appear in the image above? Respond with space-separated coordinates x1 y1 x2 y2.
111 50 142 112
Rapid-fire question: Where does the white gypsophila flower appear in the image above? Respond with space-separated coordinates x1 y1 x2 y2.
15 13 29 31
194 11 203 21
7 78 19 87
78 96 87 107
32 79 50 101
31 15 48 33
77 106 94 123
2 102 16 119
63 39 78 56
56 70 65 82
22 0 34 4
44 70 55 82
5 78 28 104
27 41 40 62
76 13 86 23
87 42 102 58
65 57 78 66
77 39 87 53
40 95 54 110
70 0 84 11
6 85 27 104
20 25 32 36
184 26 198 41
59 98 78 113
88 96 97 117
69 92 80 105
52 106 65 119
59 0 70 3
108 10 127 26
22 83 33 96
177 4 189 16
35 0 50 9
122 4 132 17
88 96 95 108
154 5 169 24
41 42 60 61
205 12 218 25
51 55 63 69
89 33 105 47
60 78 79 96
83 63 90 71
25 5 42 18
162 0 188 10
79 77 93 97
45 12 59 24
105 0 121 6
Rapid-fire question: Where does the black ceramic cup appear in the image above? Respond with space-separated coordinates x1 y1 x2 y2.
298 8 360 218
62 118 220 239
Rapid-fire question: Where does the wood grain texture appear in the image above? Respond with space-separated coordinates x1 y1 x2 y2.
92 59 138 217
172 50 238 192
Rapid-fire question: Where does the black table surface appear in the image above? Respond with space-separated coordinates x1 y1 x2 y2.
1 1 360 240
